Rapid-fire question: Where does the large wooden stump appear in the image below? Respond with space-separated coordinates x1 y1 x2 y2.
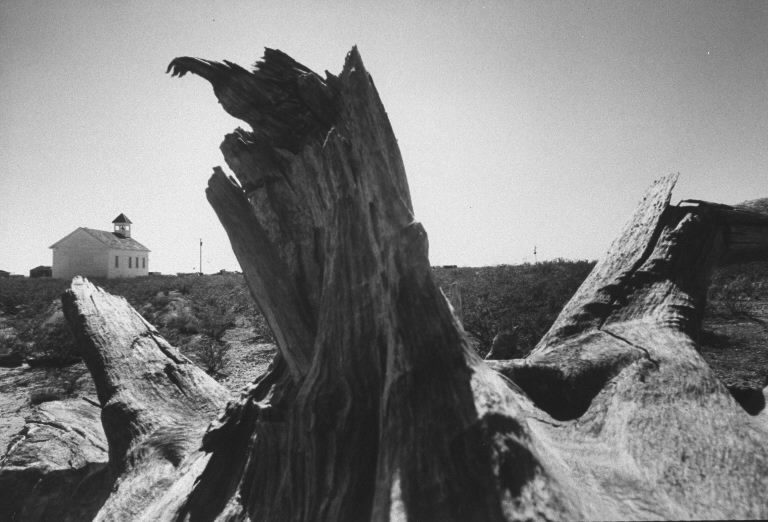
59 47 768 521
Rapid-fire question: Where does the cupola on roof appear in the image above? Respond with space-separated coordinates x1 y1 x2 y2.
112 213 133 224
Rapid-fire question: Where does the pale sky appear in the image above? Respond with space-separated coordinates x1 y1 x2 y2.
1 1 766 275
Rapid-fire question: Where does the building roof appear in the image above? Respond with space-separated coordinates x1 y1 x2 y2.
49 227 150 252
112 213 133 224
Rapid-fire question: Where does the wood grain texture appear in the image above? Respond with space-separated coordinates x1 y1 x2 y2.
175 46 570 522
62 277 229 520
59 47 768 520
490 178 768 519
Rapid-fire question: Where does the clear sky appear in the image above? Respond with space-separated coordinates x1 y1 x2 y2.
1 0 766 275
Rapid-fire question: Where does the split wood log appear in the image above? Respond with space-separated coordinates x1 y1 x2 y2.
61 47 768 520
61 278 229 519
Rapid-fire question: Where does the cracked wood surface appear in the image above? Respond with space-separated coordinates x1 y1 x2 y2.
59 47 768 521
62 277 229 520
173 47 768 520
170 47 571 522
489 175 768 518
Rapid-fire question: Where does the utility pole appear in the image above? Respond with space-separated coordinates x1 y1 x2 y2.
199 238 203 275
534 245 537 264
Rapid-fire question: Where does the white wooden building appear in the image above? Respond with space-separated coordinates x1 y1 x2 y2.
49 214 151 279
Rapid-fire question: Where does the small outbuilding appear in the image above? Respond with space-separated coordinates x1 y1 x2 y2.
29 266 52 278
50 214 151 279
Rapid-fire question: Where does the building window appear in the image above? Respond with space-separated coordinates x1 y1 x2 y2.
129 257 132 269
135 256 139 268
115 256 119 268
142 257 145 269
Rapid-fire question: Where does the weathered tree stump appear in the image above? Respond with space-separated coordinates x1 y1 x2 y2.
59 47 768 520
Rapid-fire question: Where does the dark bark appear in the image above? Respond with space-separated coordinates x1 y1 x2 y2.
58 47 768 520
169 47 565 522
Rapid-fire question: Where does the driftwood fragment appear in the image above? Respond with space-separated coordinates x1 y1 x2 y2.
61 278 229 519
59 47 768 520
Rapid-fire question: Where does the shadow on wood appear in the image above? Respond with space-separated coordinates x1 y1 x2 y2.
58 47 768 520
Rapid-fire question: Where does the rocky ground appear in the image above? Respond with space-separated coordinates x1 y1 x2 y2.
218 327 277 392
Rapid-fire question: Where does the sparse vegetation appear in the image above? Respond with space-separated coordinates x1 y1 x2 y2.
26 310 80 367
196 296 236 341
433 260 595 355
2 260 766 387
198 340 230 377
700 260 768 389
707 261 768 322
0 273 272 378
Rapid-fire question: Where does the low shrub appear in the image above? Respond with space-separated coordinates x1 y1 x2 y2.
167 312 200 334
197 297 235 341
199 340 229 376
151 294 171 308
